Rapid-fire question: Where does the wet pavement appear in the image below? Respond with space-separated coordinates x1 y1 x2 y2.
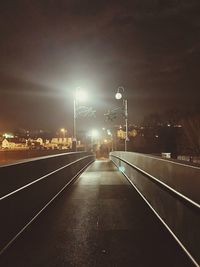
0 160 195 267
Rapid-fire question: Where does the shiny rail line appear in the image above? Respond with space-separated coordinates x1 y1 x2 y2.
0 152 95 255
110 153 200 267
111 155 200 209
0 156 93 201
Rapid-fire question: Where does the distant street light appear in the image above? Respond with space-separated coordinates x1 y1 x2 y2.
73 87 88 151
91 129 99 138
88 129 99 152
115 86 128 151
102 127 114 152
107 129 114 151
60 128 66 138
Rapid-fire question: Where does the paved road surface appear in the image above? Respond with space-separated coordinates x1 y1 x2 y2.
0 160 194 267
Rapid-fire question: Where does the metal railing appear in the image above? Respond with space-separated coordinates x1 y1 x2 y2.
0 152 95 255
110 151 200 267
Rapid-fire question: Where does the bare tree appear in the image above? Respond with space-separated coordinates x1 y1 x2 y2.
180 112 200 155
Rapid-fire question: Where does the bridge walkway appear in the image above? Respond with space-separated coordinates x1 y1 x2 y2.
0 160 194 267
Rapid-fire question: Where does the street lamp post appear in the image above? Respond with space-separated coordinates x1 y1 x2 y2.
73 98 77 151
115 86 128 151
73 88 88 151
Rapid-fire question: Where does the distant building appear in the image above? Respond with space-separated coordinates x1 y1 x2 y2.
36 138 44 146
49 137 72 149
1 138 27 149
116 128 137 139
117 129 126 139
2 139 14 149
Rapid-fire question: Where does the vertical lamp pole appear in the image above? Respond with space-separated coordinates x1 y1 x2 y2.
73 97 77 151
124 99 128 152
115 86 128 152
73 87 88 152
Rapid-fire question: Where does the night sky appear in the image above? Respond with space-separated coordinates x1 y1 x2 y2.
0 0 200 133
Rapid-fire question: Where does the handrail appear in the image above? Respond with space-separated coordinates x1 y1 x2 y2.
0 155 93 201
0 151 90 168
110 154 200 210
0 158 94 256
113 160 200 267
0 152 95 256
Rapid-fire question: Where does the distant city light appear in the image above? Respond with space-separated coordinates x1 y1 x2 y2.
3 133 14 138
107 129 112 136
174 124 182 128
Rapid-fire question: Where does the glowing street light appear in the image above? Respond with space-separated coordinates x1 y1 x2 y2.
115 86 128 151
102 127 114 151
75 89 88 102
60 128 66 138
115 92 123 100
87 129 100 152
90 129 99 138
107 129 114 151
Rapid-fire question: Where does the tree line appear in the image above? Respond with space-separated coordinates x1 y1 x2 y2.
128 109 200 158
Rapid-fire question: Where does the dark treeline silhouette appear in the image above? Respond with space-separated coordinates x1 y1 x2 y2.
128 109 200 158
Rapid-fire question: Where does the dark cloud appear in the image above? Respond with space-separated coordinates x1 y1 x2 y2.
0 0 200 131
